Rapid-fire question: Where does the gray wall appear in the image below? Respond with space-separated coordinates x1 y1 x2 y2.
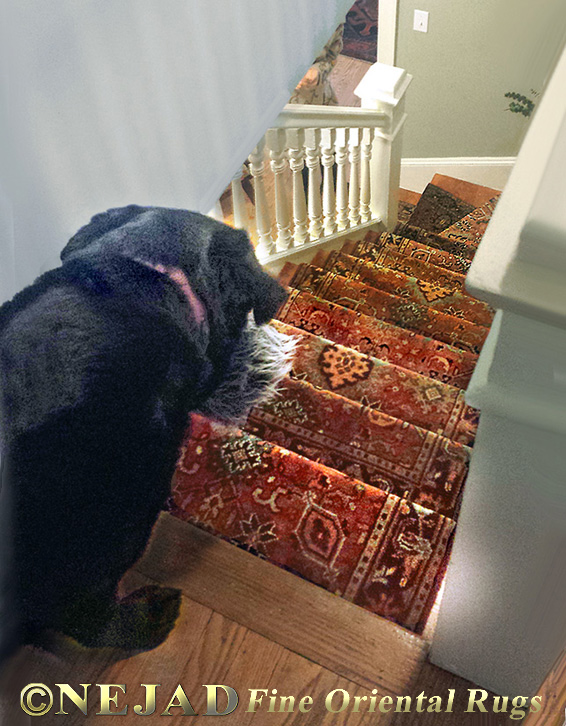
396 0 566 158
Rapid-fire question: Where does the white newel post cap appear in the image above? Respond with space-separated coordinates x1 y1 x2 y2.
354 63 412 110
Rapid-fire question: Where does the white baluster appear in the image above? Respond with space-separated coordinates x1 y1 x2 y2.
335 128 349 232
286 128 309 247
360 127 375 223
348 127 361 227
248 139 275 257
231 164 248 231
304 128 323 241
321 128 337 236
266 128 293 252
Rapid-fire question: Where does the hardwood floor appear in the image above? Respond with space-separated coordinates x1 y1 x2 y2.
0 514 513 724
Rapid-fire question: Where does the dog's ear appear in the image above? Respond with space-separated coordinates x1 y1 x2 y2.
208 226 288 325
61 206 147 261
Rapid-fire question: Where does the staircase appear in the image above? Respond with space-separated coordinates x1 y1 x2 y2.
168 173 501 637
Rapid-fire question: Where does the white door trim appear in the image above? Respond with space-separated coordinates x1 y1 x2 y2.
377 0 399 66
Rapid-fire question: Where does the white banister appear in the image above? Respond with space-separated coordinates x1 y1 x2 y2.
430 44 566 696
272 105 388 129
248 139 275 257
348 127 362 227
320 127 337 236
286 128 309 247
304 127 323 242
360 127 375 224
266 128 293 252
230 165 248 231
216 62 411 265
335 127 349 232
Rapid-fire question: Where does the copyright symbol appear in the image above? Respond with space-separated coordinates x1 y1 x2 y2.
20 683 53 717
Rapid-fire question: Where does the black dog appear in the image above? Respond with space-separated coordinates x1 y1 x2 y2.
0 206 292 662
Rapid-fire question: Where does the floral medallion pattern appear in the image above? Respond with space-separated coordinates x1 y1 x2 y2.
277 290 478 389
270 321 478 446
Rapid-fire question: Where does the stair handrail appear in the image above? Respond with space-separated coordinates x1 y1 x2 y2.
270 105 389 130
224 62 412 265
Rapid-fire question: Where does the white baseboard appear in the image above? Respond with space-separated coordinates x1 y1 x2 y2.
400 157 517 194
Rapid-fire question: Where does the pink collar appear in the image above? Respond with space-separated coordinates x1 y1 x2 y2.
139 261 207 325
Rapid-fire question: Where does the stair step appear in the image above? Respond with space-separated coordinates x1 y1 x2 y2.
170 413 455 633
345 231 472 276
246 376 471 519
136 512 429 694
277 289 478 389
282 262 489 355
439 196 500 247
430 173 501 209
271 320 479 446
341 237 468 291
398 188 420 224
407 182 476 233
394 222 480 261
312 249 494 328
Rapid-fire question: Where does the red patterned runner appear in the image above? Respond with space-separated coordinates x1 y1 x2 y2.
342 237 468 291
406 183 475 233
440 196 500 247
277 290 478 389
394 222 478 260
283 263 488 355
171 414 455 633
246 377 470 518
312 250 494 328
348 231 472 275
271 321 479 446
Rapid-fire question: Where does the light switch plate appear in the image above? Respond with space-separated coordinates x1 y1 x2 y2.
414 9 429 33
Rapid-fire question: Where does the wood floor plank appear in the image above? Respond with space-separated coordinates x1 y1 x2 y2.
388 662 517 725
135 513 428 696
524 649 566 726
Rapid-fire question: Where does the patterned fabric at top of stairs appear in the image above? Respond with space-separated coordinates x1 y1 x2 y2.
277 289 478 390
246 376 470 519
170 175 501 636
344 232 472 275
171 413 455 634
405 183 476 234
341 237 468 291
311 249 494 328
280 262 489 355
440 196 500 246
428 174 500 209
270 320 479 447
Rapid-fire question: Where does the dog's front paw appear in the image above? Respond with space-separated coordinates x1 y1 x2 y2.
109 585 182 651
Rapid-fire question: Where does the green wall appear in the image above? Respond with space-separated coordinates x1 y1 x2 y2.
395 0 566 158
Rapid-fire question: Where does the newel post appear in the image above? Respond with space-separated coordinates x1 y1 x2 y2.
354 63 412 230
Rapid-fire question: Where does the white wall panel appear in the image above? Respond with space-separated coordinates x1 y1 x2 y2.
0 0 352 301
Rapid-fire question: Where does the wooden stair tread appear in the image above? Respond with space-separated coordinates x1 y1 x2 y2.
136 511 429 695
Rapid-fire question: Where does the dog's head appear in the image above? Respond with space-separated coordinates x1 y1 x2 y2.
61 205 293 422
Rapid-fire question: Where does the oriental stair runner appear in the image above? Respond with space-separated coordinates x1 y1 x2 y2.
169 175 499 635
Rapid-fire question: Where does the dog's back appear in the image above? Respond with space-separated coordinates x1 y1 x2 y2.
0 258 208 658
